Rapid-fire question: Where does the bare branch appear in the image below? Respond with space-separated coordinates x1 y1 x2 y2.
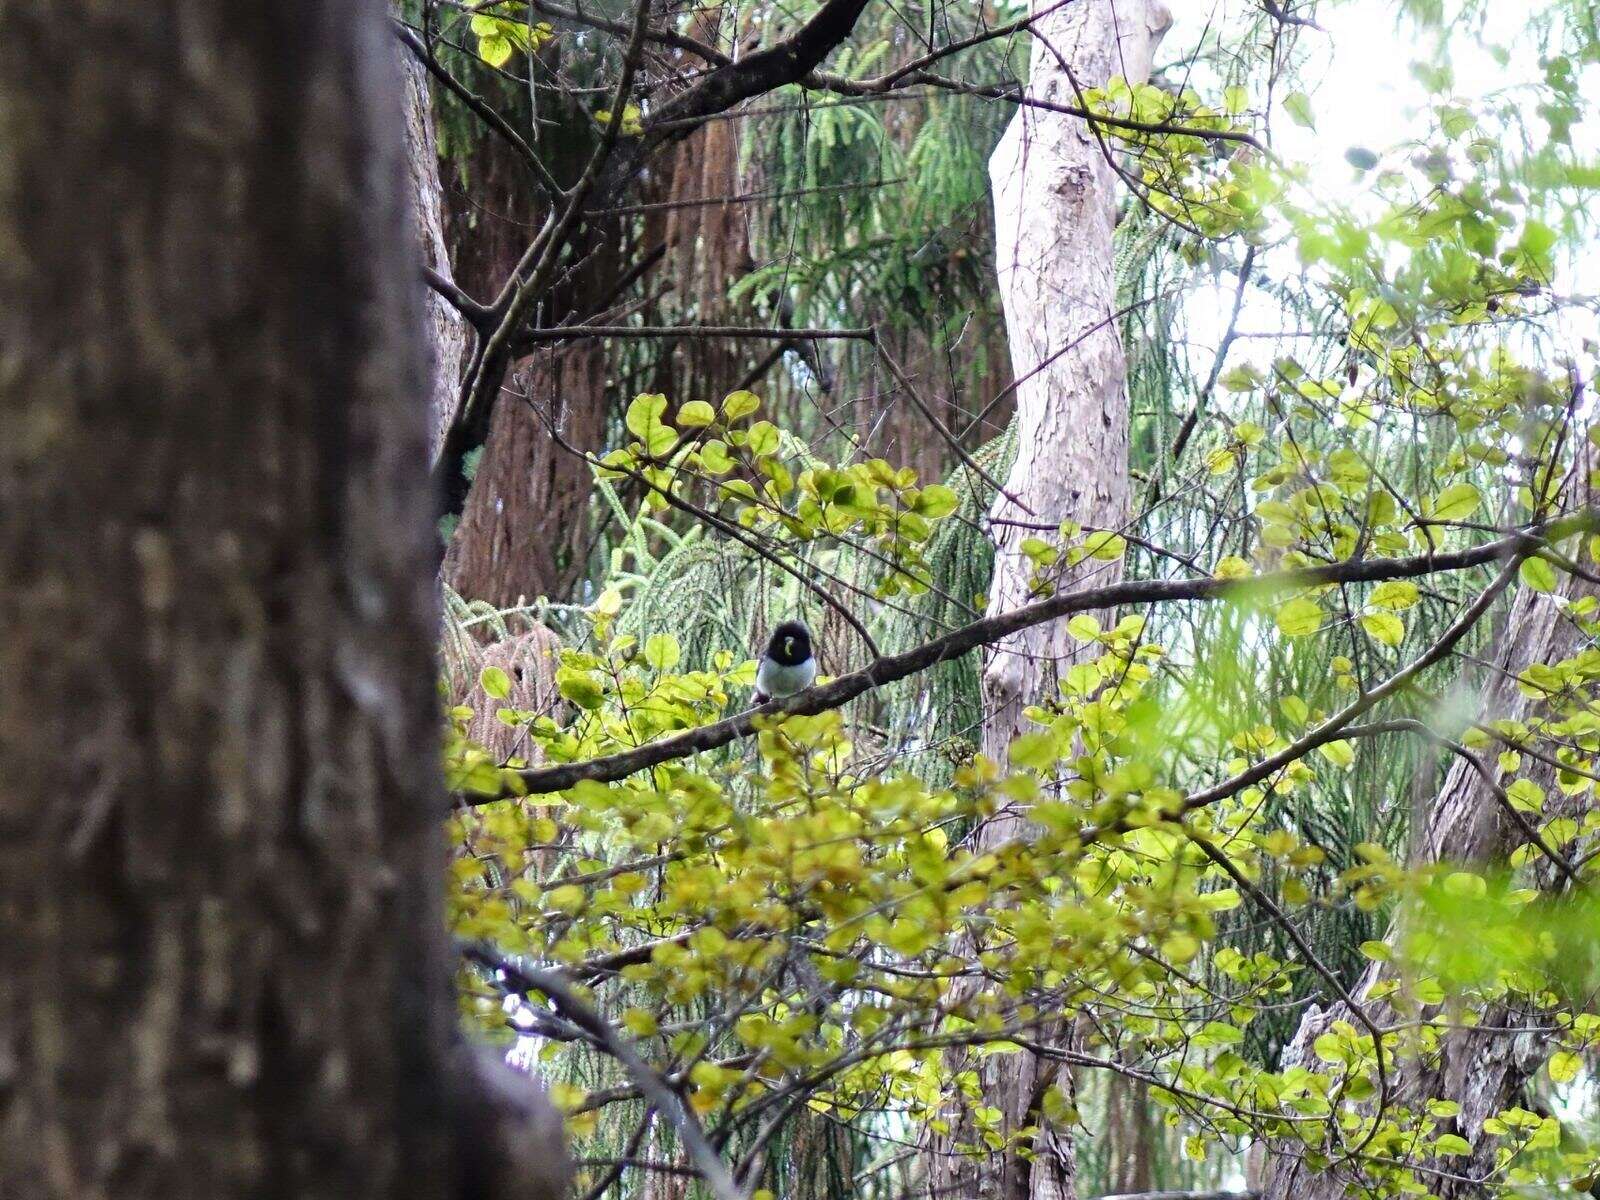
463 944 747 1200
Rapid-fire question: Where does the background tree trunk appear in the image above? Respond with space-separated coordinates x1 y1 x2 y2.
446 347 609 608
0 3 563 1198
980 0 1170 766
1261 480 1597 1200
929 5 1170 1199
402 49 471 462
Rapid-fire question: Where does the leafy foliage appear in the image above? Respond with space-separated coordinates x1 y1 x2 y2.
421 0 1600 1196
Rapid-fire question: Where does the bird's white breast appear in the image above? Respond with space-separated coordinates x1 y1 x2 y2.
757 655 816 699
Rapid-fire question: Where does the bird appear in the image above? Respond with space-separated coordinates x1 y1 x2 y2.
753 620 817 704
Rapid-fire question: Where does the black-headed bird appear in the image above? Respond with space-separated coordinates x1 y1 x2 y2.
754 620 816 704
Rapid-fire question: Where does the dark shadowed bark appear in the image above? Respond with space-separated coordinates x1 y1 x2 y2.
0 3 564 1198
446 348 608 607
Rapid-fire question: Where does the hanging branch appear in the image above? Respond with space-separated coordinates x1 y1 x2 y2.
462 943 747 1200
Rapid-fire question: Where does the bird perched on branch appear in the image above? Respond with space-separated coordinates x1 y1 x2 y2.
754 620 816 704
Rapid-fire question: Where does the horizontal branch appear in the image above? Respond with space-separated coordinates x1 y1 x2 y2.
643 0 873 139
516 324 875 342
461 514 1596 803
585 178 904 219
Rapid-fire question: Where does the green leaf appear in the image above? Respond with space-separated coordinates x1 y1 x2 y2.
915 484 959 519
1434 1134 1473 1156
1009 731 1059 771
477 33 513 67
678 400 716 427
557 669 605 710
1085 531 1127 561
1318 739 1355 767
1360 611 1406 647
1284 91 1314 128
1432 482 1482 522
1506 778 1545 812
1345 146 1379 171
644 632 681 671
1275 596 1324 637
1066 615 1101 642
699 440 733 474
747 420 780 457
721 389 761 421
626 392 670 442
480 666 512 700
1313 1031 1350 1064
1519 556 1558 593
1548 1049 1581 1083
1369 580 1419 610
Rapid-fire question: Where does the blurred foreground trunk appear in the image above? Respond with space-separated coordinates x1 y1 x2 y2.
0 3 565 1198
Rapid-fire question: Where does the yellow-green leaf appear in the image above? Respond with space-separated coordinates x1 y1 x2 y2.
1360 611 1405 647
747 420 780 456
678 400 716 427
1369 580 1419 610
644 632 681 671
1519 556 1558 593
1275 596 1324 638
1548 1049 1581 1083
480 666 512 700
626 392 668 439
1085 531 1127 561
915 484 959 519
722 389 761 421
1432 482 1482 522
1009 731 1059 771
1066 615 1101 642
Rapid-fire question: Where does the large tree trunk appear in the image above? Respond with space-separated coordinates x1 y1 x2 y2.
1261 490 1598 1200
437 55 631 606
0 4 563 1199
928 6 1169 1200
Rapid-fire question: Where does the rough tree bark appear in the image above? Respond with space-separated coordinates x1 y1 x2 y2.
446 347 609 608
0 3 564 1199
929 5 1170 1200
1261 482 1598 1200
402 49 472 463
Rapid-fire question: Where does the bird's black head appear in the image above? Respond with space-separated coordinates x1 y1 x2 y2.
766 620 812 666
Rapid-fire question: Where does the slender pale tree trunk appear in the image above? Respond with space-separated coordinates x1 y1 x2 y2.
0 3 563 1198
981 0 1170 765
928 5 1169 1200
1261 475 1597 1200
